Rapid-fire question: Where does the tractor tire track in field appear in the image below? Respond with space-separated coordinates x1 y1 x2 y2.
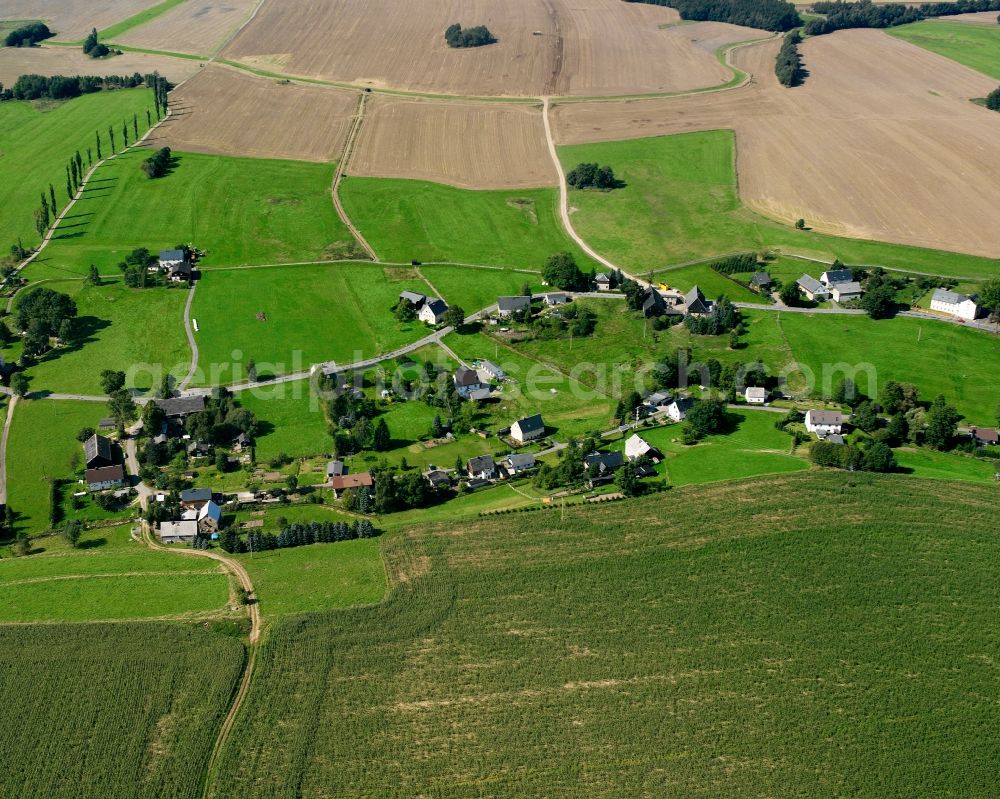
331 92 379 261
541 0 565 96
138 523 260 798
178 283 200 391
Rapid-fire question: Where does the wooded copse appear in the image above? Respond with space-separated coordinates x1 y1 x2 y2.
709 252 757 274
986 87 1000 112
82 28 112 59
623 0 800 32
444 23 497 48
3 22 53 48
805 0 1000 35
566 162 620 190
774 30 804 87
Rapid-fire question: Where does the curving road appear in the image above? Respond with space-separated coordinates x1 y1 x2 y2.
178 283 200 391
330 92 378 261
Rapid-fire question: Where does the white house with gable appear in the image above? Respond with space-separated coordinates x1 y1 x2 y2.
930 289 979 321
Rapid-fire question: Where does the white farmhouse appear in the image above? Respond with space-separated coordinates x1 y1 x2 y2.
930 289 979 321
805 410 844 437
666 397 694 422
624 434 654 461
831 282 863 303
510 414 545 444
158 520 199 544
744 386 766 405
418 298 448 325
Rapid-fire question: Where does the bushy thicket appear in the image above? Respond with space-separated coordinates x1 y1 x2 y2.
444 23 496 48
624 0 800 32
810 439 896 472
709 252 757 274
3 71 154 101
775 31 804 87
141 147 172 179
987 87 1000 112
805 0 1000 35
219 519 379 554
82 28 110 59
3 22 52 48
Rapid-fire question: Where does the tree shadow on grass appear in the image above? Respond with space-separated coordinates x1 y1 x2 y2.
77 536 108 550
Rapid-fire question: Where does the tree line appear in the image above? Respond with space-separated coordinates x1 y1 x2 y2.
709 252 757 274
805 0 1000 35
774 30 804 87
3 22 53 48
444 23 497 48
624 0 801 32
1 71 160 101
219 519 379 554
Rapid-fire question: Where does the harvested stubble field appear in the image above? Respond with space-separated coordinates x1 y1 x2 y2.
114 0 258 56
0 45 201 86
0 622 245 799
0 0 162 41
161 65 357 161
211 472 1000 798
553 30 1000 259
222 0 762 97
351 97 557 188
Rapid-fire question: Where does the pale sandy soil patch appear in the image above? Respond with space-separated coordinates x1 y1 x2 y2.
350 97 557 188
114 0 258 56
553 30 1000 258
156 65 356 161
0 44 202 86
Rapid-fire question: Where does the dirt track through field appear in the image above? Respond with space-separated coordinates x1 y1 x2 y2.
553 30 1000 258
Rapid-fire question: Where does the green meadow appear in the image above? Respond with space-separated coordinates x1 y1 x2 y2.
235 538 386 616
631 410 808 485
235 387 331 461
0 88 153 250
5 399 108 534
893 446 1000 483
340 178 601 270
889 19 1000 80
18 278 190 395
191 263 430 384
420 264 544 313
557 130 1000 279
26 149 355 280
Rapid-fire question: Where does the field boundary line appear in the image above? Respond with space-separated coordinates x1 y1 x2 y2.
178 283 200 390
0 394 17 505
331 93 379 261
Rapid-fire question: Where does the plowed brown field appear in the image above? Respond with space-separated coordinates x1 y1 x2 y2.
155 66 357 161
0 45 202 86
350 97 556 188
553 30 1000 258
0 0 159 41
115 0 258 55
222 0 762 97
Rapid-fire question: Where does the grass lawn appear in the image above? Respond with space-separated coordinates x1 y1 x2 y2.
214 472 1000 798
420 264 543 313
6 399 108 535
635 410 809 486
773 311 1000 426
889 19 1000 80
21 278 190 395
654 261 762 303
558 131 1000 280
0 524 230 620
26 149 356 280
192 263 430 384
340 178 601 270
893 446 1000 483
0 88 153 251
445 331 617 439
236 388 331 461
234 537 386 616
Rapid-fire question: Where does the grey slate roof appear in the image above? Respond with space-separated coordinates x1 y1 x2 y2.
797 275 826 295
159 249 186 262
155 395 207 417
749 271 772 286
832 281 862 295
467 455 496 474
931 288 970 305
454 366 482 388
399 290 426 307
180 487 212 503
683 286 709 313
497 296 531 313
512 414 544 436
423 298 448 316
505 453 536 470
584 451 625 473
83 434 113 466
821 268 853 285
